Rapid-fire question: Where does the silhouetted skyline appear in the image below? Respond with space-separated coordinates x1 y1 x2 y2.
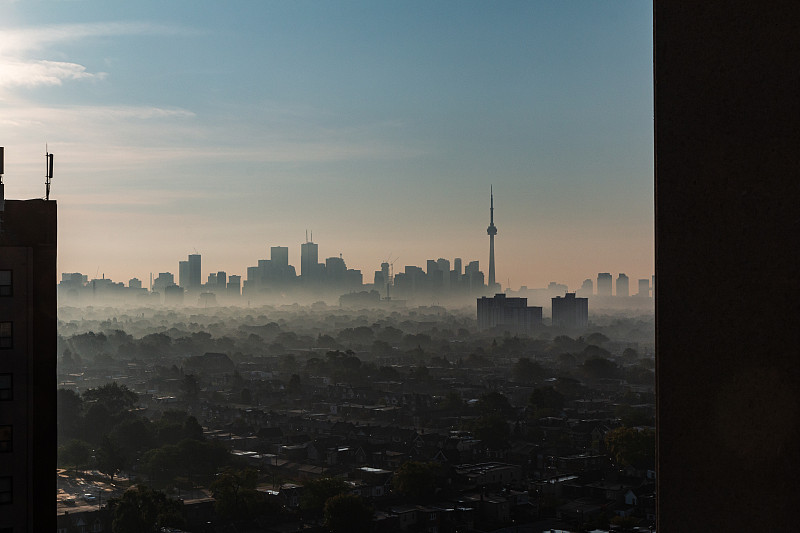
0 2 653 288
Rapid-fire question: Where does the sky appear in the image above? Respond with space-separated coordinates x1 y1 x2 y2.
0 1 653 291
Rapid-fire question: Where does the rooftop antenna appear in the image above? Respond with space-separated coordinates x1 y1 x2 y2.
45 145 54 200
305 229 308 243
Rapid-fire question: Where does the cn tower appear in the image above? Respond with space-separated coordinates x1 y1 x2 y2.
487 186 498 290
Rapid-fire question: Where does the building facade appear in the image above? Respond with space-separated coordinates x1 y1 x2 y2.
0 192 57 531
551 292 589 328
477 294 542 332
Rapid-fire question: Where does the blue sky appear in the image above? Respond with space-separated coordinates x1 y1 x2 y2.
0 1 653 290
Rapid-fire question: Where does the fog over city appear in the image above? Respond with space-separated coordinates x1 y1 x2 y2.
1 1 657 531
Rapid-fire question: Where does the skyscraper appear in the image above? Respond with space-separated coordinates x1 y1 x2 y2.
188 254 201 290
552 292 589 328
271 246 289 269
597 273 612 297
487 187 498 290
0 155 57 531
178 260 189 289
616 273 629 297
300 233 319 281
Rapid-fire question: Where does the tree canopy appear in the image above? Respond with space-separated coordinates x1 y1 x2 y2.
324 493 374 533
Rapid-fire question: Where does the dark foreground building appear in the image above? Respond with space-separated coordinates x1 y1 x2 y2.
477 293 542 333
551 292 589 328
0 174 57 530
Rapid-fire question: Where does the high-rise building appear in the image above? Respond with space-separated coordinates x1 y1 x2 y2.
477 293 542 332
453 258 462 276
577 278 594 298
271 246 289 269
188 254 201 290
597 273 612 297
638 278 650 297
552 292 589 328
178 260 189 289
129 277 142 289
487 187 498 291
616 273 629 297
300 235 319 280
0 158 57 531
227 275 241 297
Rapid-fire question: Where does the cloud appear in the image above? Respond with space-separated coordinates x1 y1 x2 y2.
0 58 106 88
0 21 195 89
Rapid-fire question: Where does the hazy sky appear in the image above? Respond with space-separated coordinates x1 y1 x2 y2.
0 1 653 290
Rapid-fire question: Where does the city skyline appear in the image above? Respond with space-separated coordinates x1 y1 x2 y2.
0 1 654 289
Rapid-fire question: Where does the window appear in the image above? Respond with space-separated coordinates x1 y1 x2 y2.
0 477 11 504
0 323 9 349
0 427 10 452
0 271 9 296
0 375 10 401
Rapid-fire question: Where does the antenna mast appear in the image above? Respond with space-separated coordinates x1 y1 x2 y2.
45 147 54 200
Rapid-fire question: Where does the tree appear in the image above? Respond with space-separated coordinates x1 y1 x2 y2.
529 387 565 418
300 477 349 515
83 382 138 415
582 357 618 380
471 415 511 450
391 461 441 502
107 485 185 533
604 427 655 469
180 374 199 402
476 391 515 418
324 493 374 533
58 439 91 477
210 468 269 521
57 388 84 440
512 357 544 383
97 435 126 483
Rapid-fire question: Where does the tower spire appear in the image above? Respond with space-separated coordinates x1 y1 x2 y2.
487 186 498 291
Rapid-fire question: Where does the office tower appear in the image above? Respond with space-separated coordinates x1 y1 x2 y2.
300 234 319 280
487 187 498 290
436 258 451 289
577 278 594 298
0 159 57 531
325 256 346 284
453 258 462 276
228 275 241 297
597 273 612 297
616 273 629 297
552 292 589 328
465 260 485 292
153 272 175 294
216 271 227 290
178 260 189 289
208 272 217 286
477 293 542 332
638 278 650 297
188 254 201 290
129 278 142 289
271 246 289 269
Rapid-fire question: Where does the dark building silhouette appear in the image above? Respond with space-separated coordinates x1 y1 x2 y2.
596 272 612 297
616 273 629 297
637 278 650 298
577 278 593 298
300 234 320 281
187 253 201 291
487 187 499 291
178 259 189 289
551 292 589 328
271 246 289 269
0 156 57 531
477 293 542 332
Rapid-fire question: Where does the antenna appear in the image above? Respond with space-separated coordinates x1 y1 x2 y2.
45 147 54 200
305 229 308 243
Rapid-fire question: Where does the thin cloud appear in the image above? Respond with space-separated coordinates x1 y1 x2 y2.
0 21 197 89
